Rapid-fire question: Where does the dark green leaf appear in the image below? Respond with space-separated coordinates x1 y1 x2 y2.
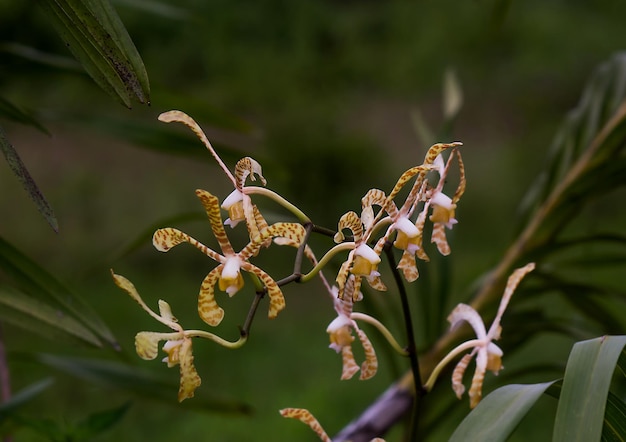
0 236 118 348
553 335 626 442
0 126 58 232
38 0 150 107
0 42 82 71
74 402 131 440
603 391 626 442
0 378 54 423
450 382 556 442
35 354 253 414
0 288 101 347
0 97 50 135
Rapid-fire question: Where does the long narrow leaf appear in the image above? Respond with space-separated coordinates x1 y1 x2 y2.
38 0 150 107
0 236 117 348
0 97 49 134
0 288 101 347
0 126 57 232
0 378 54 423
553 335 626 442
34 354 252 414
449 382 556 442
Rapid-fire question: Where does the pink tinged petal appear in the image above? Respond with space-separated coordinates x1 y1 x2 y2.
221 189 245 228
448 303 488 341
469 349 488 409
327 317 354 352
452 353 473 399
198 267 226 326
486 343 504 374
340 345 360 380
356 328 378 380
366 274 387 292
489 263 536 339
279 408 332 442
177 338 202 402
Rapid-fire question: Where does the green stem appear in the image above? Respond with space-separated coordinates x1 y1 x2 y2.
423 339 481 391
185 330 247 349
244 186 311 223
300 242 355 282
351 312 409 356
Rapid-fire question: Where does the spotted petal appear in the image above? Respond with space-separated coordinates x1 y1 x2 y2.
356 328 378 380
177 337 202 402
340 345 360 380
195 189 235 256
242 262 285 319
135 331 171 360
279 408 331 442
198 267 226 326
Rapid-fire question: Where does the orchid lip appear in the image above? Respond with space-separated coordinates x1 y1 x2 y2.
221 189 243 210
354 244 381 264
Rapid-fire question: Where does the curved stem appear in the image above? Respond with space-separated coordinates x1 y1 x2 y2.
185 329 248 349
300 242 355 282
423 339 481 391
244 186 311 223
351 312 409 356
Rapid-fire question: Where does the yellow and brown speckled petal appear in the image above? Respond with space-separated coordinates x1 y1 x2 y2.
452 352 472 400
198 267 225 326
423 142 462 166
243 263 285 319
337 211 363 243
356 328 378 380
177 338 202 402
195 189 235 256
431 223 451 256
452 149 466 204
153 227 224 262
340 345 360 380
398 250 419 282
279 408 332 442
158 111 236 186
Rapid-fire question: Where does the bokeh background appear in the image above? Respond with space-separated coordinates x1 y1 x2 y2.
1 1 625 440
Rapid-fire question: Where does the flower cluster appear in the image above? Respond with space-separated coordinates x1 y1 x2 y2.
113 110 534 439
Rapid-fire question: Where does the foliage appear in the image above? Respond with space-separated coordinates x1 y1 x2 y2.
0 1 625 441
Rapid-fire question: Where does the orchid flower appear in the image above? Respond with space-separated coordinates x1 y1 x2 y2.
358 143 463 282
153 190 306 326
333 210 387 300
279 408 386 442
425 263 535 408
326 278 378 380
158 110 270 240
111 272 201 401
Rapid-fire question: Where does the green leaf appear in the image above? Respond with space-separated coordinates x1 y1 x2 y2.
553 335 626 442
0 97 50 135
603 391 626 442
73 402 131 440
34 354 253 414
0 125 58 232
0 288 101 347
38 0 150 107
0 378 54 423
0 42 82 71
450 382 556 442
0 236 118 348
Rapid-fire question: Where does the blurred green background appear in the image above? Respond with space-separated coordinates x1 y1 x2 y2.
1 0 625 440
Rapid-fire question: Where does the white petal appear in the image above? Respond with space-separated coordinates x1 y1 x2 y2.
431 191 454 209
221 189 243 210
326 314 352 333
221 257 242 279
394 217 420 238
355 244 381 265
